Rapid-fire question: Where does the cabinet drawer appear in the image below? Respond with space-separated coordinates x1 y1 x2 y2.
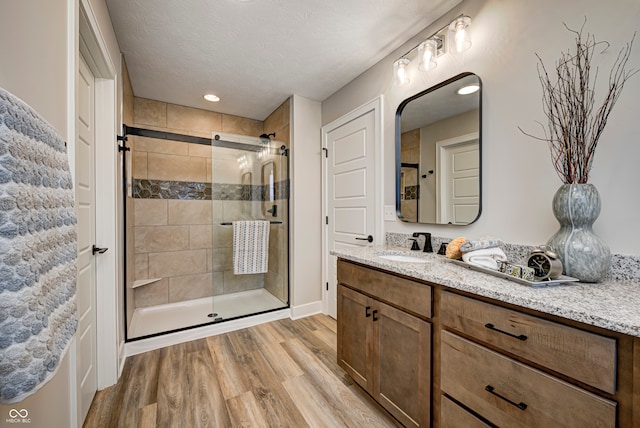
441 331 616 428
440 291 616 393
441 396 491 428
337 260 432 318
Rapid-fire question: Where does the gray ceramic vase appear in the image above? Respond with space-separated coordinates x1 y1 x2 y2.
547 183 611 282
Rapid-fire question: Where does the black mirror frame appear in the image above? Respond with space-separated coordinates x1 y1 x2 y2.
395 71 483 225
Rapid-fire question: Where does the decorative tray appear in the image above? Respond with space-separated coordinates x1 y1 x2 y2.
446 259 580 287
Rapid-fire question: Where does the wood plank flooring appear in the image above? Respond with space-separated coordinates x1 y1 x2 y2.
84 315 402 428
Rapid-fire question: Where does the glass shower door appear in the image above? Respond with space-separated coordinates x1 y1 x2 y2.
209 134 289 322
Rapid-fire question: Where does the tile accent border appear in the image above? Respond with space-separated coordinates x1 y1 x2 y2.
385 232 640 281
133 178 289 201
403 185 418 200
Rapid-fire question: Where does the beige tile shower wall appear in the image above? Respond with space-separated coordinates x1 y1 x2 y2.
134 198 216 306
264 97 290 146
123 59 136 327
265 199 289 302
219 200 265 294
402 128 420 164
131 97 263 181
263 98 290 301
400 129 420 222
131 97 269 308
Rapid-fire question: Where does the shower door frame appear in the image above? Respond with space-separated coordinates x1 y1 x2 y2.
121 125 290 342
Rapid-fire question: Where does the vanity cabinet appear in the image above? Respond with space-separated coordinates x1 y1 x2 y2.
337 260 432 428
440 291 618 428
440 396 490 428
336 258 640 428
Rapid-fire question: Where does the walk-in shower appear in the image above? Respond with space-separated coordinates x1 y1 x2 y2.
123 127 289 340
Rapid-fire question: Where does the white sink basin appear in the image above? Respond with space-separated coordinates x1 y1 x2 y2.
378 254 429 263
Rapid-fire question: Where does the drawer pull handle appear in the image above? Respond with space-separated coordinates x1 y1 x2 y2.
485 323 528 341
365 306 371 317
485 385 528 411
372 309 379 321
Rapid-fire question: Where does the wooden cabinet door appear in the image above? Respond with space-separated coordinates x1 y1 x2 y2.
373 300 431 428
337 285 373 391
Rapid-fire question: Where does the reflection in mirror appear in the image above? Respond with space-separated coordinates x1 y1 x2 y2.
241 171 252 187
261 161 275 217
396 72 481 225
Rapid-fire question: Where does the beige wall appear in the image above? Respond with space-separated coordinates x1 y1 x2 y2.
321 0 640 255
290 95 323 310
0 0 68 135
0 1 72 426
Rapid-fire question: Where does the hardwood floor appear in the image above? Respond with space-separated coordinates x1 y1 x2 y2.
84 315 402 428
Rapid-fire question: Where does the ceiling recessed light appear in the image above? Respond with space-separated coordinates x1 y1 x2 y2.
457 84 480 95
204 94 220 102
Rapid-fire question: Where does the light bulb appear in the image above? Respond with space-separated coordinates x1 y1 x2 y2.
393 58 410 86
449 16 472 53
418 39 438 72
457 84 480 95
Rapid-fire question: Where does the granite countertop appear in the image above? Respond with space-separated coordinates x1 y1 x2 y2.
332 245 640 338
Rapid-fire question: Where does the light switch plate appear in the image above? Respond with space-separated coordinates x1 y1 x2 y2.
384 205 396 221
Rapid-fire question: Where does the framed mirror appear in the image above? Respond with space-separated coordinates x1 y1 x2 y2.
395 72 481 225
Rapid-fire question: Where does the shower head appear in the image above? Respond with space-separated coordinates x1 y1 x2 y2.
259 132 276 143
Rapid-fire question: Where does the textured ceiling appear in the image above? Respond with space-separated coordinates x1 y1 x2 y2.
106 0 461 121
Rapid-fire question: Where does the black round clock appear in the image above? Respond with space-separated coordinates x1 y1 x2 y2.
527 246 563 280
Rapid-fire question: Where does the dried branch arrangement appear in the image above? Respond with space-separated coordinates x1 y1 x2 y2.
520 20 637 184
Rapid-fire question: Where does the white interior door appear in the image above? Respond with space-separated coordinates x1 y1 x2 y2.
76 55 98 421
323 102 379 318
437 133 479 224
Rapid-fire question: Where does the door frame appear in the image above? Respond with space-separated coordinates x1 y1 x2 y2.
435 132 479 223
321 96 383 317
73 0 120 398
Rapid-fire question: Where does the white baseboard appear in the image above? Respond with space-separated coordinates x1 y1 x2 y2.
124 309 291 357
290 300 324 320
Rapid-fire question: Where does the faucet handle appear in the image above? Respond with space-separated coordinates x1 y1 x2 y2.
411 232 433 253
409 238 420 251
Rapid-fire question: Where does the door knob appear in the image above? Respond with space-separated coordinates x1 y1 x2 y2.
355 235 374 243
92 245 108 255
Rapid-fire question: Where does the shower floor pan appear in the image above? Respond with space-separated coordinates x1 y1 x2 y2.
128 288 286 339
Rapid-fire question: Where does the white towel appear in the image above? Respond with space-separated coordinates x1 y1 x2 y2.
462 247 508 271
233 221 270 274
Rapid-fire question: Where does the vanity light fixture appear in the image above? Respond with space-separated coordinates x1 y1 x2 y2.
393 14 472 86
418 39 438 72
457 83 480 95
393 58 411 86
449 15 472 54
204 94 220 102
237 154 249 169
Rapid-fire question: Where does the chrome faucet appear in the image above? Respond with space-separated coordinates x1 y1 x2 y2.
412 232 433 253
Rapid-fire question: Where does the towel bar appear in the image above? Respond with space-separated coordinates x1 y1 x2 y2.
220 221 282 225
